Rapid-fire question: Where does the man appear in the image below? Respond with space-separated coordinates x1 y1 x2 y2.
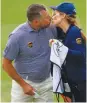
2 4 58 102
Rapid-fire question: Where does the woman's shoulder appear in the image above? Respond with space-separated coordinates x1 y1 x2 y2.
70 25 81 32
67 25 81 38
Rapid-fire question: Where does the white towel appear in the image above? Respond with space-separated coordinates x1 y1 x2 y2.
49 39 68 93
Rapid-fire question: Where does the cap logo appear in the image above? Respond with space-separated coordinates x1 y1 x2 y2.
73 9 76 13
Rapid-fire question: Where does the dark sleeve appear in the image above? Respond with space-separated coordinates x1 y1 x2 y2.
66 27 86 61
67 49 85 62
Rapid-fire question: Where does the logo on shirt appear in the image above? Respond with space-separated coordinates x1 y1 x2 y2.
28 42 33 47
76 38 82 44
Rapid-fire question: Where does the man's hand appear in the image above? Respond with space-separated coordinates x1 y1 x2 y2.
2 57 35 96
22 82 35 96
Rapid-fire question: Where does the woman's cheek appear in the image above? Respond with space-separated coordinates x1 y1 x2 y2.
52 18 61 26
52 19 57 25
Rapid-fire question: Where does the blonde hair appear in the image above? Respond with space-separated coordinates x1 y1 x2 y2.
66 15 86 43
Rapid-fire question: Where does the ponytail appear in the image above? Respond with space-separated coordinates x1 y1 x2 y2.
80 31 86 44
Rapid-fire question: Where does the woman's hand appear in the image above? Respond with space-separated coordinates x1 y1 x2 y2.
49 39 55 47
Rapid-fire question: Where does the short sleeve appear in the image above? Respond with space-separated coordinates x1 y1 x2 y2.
66 26 86 61
3 34 19 60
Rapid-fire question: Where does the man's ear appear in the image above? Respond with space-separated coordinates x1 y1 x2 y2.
33 19 40 26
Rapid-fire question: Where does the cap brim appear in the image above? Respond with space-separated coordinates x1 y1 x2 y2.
50 6 57 10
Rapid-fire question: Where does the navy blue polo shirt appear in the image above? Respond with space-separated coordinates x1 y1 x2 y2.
63 25 86 82
3 22 57 83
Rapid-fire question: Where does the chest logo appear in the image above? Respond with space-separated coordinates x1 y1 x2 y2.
28 42 33 47
76 38 82 44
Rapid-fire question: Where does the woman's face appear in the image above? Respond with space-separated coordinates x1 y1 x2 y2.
52 10 65 26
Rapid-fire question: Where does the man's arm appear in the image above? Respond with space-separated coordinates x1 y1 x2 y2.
2 57 35 96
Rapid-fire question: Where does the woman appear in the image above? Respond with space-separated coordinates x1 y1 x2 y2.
50 2 86 102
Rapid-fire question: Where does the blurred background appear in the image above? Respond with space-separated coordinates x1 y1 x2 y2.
1 0 86 102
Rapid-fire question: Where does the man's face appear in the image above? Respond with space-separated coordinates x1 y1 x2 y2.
39 10 51 28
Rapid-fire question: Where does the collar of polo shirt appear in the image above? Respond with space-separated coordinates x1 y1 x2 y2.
26 21 39 32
